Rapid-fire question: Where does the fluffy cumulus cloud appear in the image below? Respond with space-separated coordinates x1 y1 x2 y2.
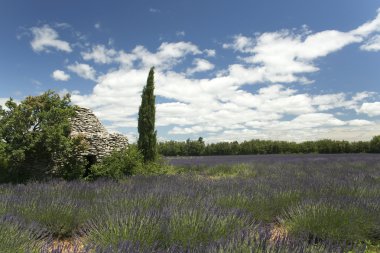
30 25 72 53
82 45 117 64
63 9 380 142
223 31 359 84
51 70 70 81
222 9 380 84
67 63 96 80
187 58 215 74
358 102 380 117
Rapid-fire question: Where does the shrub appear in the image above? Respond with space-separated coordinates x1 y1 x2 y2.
88 146 144 180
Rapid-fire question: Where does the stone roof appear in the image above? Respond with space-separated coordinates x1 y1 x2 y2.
70 107 128 159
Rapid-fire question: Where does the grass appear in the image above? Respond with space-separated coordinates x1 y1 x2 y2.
0 155 379 252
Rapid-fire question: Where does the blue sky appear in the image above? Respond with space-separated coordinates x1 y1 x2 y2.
1 0 380 143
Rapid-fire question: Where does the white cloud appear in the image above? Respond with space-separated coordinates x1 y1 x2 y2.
361 35 380 51
224 31 360 84
351 8 380 37
222 9 380 84
348 119 374 126
169 125 222 135
352 91 373 102
51 70 70 81
282 113 346 129
87 41 202 70
204 49 216 57
135 42 201 69
94 23 101 30
67 62 96 80
223 34 255 52
206 123 380 143
312 93 346 111
66 9 380 142
82 44 117 64
311 92 372 111
358 102 380 116
70 61 375 142
187 58 215 74
30 25 72 53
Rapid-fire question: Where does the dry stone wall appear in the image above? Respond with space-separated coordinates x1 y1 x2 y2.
70 107 128 160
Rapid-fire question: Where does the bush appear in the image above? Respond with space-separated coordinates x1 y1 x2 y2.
88 146 144 180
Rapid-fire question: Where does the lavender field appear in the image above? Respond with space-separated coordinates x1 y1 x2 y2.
0 154 379 252
165 153 380 167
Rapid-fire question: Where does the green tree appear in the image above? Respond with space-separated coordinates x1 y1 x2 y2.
370 135 380 153
138 67 157 162
0 91 86 182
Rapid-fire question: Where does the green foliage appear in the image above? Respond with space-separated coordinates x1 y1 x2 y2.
0 141 8 180
0 90 86 182
138 67 158 162
88 146 144 180
283 203 377 242
370 135 380 153
158 137 376 156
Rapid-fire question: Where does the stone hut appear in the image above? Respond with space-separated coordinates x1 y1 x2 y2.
70 107 128 166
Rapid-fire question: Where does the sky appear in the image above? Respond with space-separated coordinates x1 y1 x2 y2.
1 0 380 143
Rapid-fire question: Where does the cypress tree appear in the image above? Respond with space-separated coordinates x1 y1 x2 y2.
138 67 157 162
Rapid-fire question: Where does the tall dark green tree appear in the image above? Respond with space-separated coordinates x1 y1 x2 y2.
138 67 157 162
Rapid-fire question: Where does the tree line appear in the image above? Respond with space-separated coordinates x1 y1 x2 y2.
158 136 380 156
